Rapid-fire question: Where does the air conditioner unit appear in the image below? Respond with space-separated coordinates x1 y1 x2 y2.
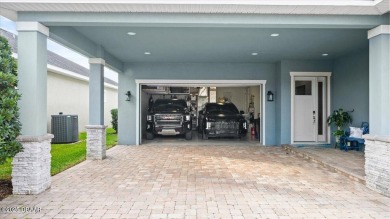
51 115 79 143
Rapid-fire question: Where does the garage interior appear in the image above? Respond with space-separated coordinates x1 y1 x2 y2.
140 84 263 144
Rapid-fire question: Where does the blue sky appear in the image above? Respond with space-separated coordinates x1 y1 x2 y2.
0 16 118 82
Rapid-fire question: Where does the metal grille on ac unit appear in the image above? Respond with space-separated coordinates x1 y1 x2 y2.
51 114 79 143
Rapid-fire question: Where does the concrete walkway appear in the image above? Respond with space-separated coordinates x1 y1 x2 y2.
1 145 390 218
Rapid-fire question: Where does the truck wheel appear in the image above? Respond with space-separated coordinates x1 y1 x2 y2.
185 131 192 140
146 132 154 140
202 130 208 140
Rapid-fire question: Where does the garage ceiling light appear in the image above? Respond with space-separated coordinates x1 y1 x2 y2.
322 53 329 56
127 32 136 36
270 33 279 37
144 52 151 55
251 52 258 56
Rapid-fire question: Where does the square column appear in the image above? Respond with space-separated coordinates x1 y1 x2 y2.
86 125 107 160
17 22 49 136
89 58 105 125
87 58 106 160
366 25 390 197
13 22 52 194
12 134 53 194
364 135 390 197
368 25 390 136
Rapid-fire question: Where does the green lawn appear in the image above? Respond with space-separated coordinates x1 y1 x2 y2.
0 128 117 180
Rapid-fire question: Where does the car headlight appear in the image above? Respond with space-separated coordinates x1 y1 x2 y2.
185 115 191 121
147 115 153 121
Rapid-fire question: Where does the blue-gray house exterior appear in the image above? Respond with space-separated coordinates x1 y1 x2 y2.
0 0 389 195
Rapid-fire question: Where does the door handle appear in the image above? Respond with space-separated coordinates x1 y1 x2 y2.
313 111 316 124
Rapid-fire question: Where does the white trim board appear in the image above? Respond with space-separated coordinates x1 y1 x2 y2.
135 80 266 87
135 79 266 146
0 0 381 6
89 58 106 65
368 25 390 39
16 22 49 36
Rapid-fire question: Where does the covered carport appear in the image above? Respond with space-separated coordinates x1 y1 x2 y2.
1 0 389 195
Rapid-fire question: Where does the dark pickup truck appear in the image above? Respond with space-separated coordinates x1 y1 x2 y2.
146 99 192 140
198 102 248 139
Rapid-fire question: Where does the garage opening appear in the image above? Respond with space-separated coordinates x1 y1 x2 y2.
136 80 266 145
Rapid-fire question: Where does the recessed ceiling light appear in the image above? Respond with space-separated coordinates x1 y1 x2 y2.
251 52 258 56
322 53 329 56
270 33 279 37
127 32 136 36
144 52 151 55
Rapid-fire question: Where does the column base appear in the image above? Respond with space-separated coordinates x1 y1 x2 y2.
364 134 390 197
12 134 54 195
86 125 107 160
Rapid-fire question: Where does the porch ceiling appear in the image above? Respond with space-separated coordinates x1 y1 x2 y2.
70 26 368 63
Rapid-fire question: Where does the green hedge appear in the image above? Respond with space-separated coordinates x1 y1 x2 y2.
0 36 22 165
111 108 118 133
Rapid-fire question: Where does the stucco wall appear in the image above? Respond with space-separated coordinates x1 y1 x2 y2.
47 71 118 132
276 60 334 145
118 63 277 145
333 49 369 134
119 59 374 146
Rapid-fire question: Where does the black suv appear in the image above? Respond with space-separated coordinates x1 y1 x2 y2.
198 102 248 139
146 99 192 140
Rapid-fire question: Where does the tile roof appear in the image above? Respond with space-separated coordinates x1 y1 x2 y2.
0 28 118 87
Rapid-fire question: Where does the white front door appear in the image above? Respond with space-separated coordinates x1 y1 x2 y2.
293 76 327 142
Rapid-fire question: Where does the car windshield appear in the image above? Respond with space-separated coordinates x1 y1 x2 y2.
205 103 239 114
153 99 187 111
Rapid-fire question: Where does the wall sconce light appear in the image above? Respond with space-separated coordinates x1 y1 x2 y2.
267 91 274 101
125 91 132 101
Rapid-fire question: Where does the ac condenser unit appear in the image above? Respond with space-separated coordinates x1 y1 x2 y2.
51 114 79 143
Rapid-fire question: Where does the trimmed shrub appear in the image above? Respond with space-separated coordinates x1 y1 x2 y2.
111 109 118 133
0 36 22 165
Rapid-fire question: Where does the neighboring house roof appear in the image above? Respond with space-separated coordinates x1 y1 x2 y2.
0 28 118 88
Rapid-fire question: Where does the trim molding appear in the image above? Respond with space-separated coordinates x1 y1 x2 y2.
368 25 390 39
89 58 106 65
135 79 266 86
16 22 49 36
290 72 332 77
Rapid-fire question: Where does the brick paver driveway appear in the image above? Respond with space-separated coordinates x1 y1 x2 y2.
2 145 390 218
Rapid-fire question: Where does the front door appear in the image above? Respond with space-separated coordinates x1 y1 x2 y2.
293 76 327 142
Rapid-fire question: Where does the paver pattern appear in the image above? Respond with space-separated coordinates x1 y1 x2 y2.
284 145 366 182
1 145 389 219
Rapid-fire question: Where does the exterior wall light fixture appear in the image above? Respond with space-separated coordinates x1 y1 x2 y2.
125 91 132 101
267 91 274 101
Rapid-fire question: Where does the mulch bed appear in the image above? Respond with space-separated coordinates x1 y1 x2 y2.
0 180 12 200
